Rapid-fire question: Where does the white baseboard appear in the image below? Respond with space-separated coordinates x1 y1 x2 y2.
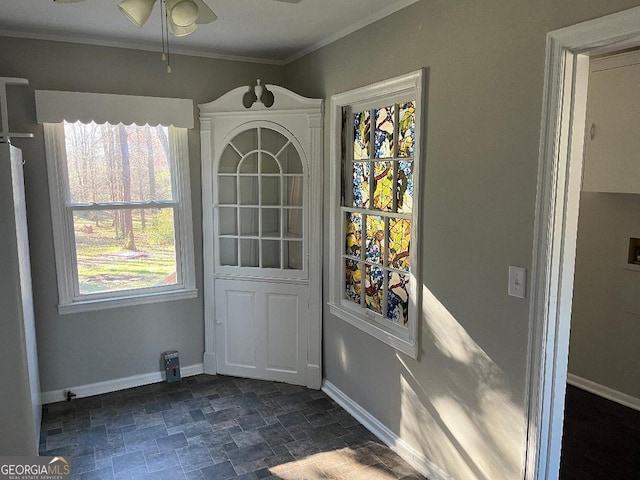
322 380 452 480
41 363 204 404
567 373 640 412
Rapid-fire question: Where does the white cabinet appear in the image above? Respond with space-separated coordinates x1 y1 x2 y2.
583 50 640 193
0 143 41 455
200 82 323 389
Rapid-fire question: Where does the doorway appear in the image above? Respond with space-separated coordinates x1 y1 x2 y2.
526 6 640 480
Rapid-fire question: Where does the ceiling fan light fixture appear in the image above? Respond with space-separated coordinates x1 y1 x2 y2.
117 0 157 28
168 15 197 37
167 0 199 27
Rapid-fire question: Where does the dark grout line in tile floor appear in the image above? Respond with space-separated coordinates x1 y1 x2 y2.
40 374 426 479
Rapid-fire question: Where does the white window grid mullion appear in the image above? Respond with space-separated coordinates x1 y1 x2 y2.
340 205 411 220
382 216 389 320
68 200 179 211
392 105 400 213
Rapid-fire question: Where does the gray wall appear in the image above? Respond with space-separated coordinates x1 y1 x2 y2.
284 0 640 478
0 36 284 394
569 192 640 399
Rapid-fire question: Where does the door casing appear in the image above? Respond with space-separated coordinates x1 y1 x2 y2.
526 6 640 480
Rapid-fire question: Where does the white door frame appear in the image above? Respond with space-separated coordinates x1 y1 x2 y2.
526 6 640 480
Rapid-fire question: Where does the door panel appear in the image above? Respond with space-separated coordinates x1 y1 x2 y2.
266 290 307 374
224 290 257 367
215 279 308 385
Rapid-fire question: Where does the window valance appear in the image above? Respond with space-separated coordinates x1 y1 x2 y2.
35 90 194 129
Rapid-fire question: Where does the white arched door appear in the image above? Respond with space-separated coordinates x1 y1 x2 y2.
200 83 322 388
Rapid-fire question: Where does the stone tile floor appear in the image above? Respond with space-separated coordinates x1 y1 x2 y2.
40 374 426 479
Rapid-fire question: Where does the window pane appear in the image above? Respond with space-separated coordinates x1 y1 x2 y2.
64 121 173 203
352 162 370 208
219 176 237 205
284 176 303 206
239 176 259 205
372 161 393 211
278 143 303 174
283 241 303 270
397 161 414 214
387 270 410 326
261 128 288 156
219 238 238 266
239 152 259 174
345 259 361 304
345 212 362 258
239 208 260 236
262 240 281 268
374 106 394 159
398 101 416 158
262 176 280 206
73 208 177 294
389 219 411 271
262 208 280 238
240 239 259 267
283 208 303 238
365 264 383 314
261 154 281 174
366 215 385 265
218 207 238 235
219 145 242 173
231 128 258 155
354 110 371 160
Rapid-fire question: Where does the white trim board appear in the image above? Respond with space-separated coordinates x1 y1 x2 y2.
322 380 452 480
567 374 640 412
41 363 204 405
526 5 640 480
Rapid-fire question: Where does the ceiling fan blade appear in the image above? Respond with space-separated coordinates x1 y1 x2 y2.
194 0 217 24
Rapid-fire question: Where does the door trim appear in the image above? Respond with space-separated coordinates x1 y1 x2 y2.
526 6 640 480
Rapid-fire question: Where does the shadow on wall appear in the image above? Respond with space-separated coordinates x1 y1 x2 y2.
396 286 524 479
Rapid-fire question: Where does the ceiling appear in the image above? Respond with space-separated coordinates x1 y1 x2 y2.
0 0 418 64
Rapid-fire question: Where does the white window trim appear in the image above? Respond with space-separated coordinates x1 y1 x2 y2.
328 70 424 359
42 116 197 315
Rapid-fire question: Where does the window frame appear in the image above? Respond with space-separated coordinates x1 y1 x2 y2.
328 70 424 358
44 122 197 314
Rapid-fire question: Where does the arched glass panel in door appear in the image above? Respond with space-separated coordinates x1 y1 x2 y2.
216 126 305 274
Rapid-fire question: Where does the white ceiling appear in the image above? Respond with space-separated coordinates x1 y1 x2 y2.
0 0 418 64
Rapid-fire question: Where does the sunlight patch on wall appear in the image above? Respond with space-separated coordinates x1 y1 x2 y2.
395 286 524 479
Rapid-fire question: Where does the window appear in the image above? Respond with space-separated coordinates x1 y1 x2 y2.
328 71 423 357
37 91 196 313
216 125 306 276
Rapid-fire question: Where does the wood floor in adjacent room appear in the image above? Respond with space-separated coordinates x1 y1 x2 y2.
560 384 640 480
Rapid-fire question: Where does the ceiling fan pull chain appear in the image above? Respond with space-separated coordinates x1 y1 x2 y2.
164 0 172 73
160 0 167 61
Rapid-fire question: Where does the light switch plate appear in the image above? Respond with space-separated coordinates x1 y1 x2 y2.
508 266 527 298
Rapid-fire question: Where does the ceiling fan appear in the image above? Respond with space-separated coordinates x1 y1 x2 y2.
53 0 302 37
